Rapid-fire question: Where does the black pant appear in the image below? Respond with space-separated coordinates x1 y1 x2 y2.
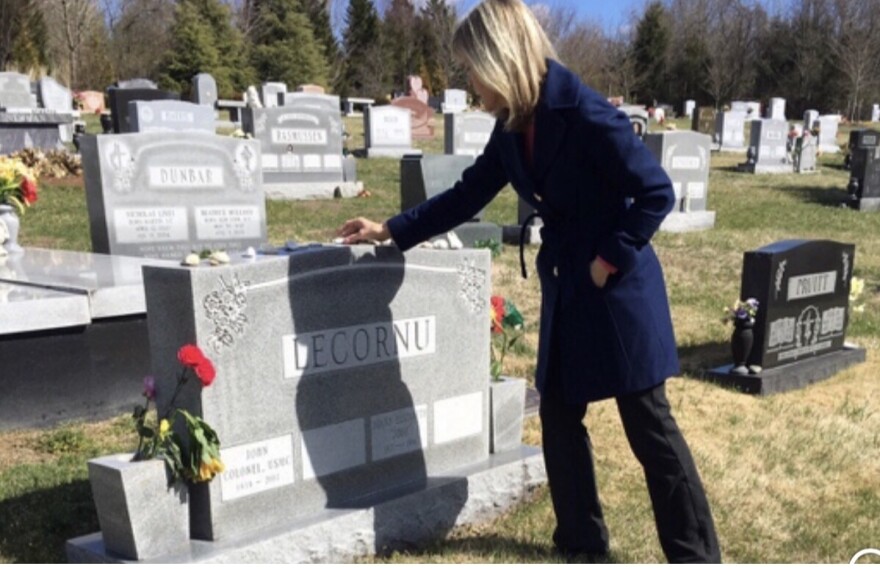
540 374 721 563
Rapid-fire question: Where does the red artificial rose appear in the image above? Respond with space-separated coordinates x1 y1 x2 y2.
178 344 205 367
490 295 506 334
195 359 216 387
20 178 37 205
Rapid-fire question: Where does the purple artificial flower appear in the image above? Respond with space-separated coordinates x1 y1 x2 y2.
142 375 156 400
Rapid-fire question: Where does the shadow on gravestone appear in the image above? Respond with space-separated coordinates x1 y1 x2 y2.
290 249 467 552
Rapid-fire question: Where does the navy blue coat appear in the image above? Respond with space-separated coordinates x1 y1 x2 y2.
387 59 680 403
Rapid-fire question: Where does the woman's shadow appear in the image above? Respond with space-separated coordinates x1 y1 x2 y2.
291 246 466 553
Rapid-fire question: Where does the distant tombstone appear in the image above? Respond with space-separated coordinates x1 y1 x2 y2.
80 132 266 260
76 90 106 114
644 130 715 232
442 89 467 114
241 97 356 200
816 115 841 154
715 111 747 152
731 101 761 119
618 105 648 139
391 96 435 139
400 155 502 246
278 92 340 112
128 100 215 134
684 99 696 119
707 240 865 394
296 84 325 94
738 118 792 174
37 77 73 112
768 97 786 120
794 133 818 174
692 106 717 139
107 87 180 133
261 82 287 108
364 105 420 158
117 78 157 90
0 72 36 109
847 130 880 211
872 104 879 123
444 111 495 157
803 109 819 131
407 75 428 104
0 109 73 153
192 73 218 107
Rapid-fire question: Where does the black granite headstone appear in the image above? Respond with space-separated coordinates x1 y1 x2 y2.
742 240 856 370
848 145 880 211
107 87 179 133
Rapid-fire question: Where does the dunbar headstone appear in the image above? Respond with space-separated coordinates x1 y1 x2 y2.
391 96 435 140
847 131 880 211
816 115 841 154
128 100 215 134
364 105 421 158
708 240 866 394
81 132 266 260
738 118 792 174
107 87 180 133
400 155 502 247
67 247 544 563
644 131 715 232
241 98 357 200
444 111 495 157
192 73 218 107
0 72 37 108
715 111 747 152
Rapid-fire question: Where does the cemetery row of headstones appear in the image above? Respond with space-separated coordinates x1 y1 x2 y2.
0 72 79 154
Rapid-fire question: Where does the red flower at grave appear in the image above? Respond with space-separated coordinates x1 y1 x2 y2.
178 344 206 367
195 358 216 387
490 295 506 334
19 177 38 205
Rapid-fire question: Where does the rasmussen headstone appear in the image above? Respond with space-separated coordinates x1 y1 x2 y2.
80 132 266 259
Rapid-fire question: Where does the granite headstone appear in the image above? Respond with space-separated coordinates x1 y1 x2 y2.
715 110 747 152
391 96 435 140
738 118 792 173
192 73 218 107
0 72 36 109
816 115 841 154
442 89 467 114
364 105 421 158
107 87 180 133
261 82 287 108
444 111 495 157
129 100 215 134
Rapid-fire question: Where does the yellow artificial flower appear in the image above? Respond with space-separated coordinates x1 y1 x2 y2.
159 419 170 437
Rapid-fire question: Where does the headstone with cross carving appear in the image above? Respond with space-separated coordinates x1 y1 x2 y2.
80 132 266 260
707 239 866 394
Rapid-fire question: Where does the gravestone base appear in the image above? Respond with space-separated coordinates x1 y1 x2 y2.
446 222 502 248
852 197 880 212
737 162 794 174
660 211 716 232
704 344 867 395
502 224 542 245
66 446 546 564
263 180 363 200
367 147 422 159
719 145 747 153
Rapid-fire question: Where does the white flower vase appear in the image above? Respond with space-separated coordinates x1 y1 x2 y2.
0 204 23 254
88 453 190 560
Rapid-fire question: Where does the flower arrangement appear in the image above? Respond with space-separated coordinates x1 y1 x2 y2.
850 277 866 314
134 344 224 483
0 156 38 215
490 295 524 381
722 298 759 325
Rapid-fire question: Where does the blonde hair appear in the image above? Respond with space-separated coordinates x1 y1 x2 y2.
453 0 557 132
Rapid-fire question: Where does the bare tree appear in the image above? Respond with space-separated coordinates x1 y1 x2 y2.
827 0 880 120
703 0 763 106
106 0 175 82
39 0 101 88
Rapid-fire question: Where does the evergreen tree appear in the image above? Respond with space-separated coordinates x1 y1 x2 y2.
9 1 50 74
632 2 670 104
158 0 253 98
417 0 461 94
249 0 329 89
382 0 419 94
335 0 386 99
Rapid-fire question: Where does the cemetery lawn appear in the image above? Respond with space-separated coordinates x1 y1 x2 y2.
1 117 878 563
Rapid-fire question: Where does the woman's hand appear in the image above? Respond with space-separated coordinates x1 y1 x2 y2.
589 257 611 288
337 217 391 244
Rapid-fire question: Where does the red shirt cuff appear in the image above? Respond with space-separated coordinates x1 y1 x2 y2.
596 256 618 274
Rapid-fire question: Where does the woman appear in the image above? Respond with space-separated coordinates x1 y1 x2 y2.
338 0 720 562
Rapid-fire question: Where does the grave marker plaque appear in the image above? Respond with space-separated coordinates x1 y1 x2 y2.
364 105 420 158
81 132 265 259
107 87 180 133
444 111 495 157
129 100 215 133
